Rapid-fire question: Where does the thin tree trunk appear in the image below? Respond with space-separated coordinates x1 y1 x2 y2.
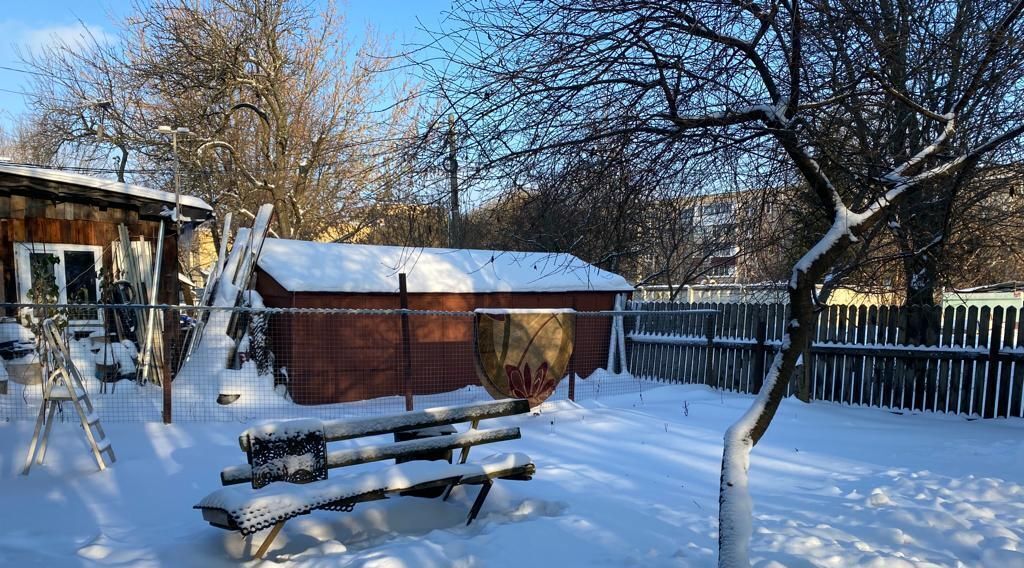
717 279 816 566
718 222 845 567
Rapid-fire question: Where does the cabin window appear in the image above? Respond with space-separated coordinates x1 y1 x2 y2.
14 243 103 321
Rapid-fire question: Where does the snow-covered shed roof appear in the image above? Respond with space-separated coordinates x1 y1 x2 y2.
0 163 213 221
256 239 634 294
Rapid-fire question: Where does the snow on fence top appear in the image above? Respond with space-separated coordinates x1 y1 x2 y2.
256 239 634 294
0 163 213 214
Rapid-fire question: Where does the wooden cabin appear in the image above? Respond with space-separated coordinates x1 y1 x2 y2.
0 163 213 328
253 239 633 405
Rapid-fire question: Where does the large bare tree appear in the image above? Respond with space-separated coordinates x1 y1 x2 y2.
20 0 418 241
418 0 1024 564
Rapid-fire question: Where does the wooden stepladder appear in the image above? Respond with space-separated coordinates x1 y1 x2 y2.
23 319 116 475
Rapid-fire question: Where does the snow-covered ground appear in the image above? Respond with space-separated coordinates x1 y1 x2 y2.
1 383 1022 567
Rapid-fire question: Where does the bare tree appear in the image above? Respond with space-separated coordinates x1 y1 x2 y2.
418 0 1024 564
0 120 50 164
20 0 418 241
463 139 657 275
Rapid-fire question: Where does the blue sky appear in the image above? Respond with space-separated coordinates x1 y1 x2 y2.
0 0 451 131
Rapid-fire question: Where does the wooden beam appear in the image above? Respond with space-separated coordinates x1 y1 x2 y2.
222 426 522 486
237 399 530 452
253 520 285 560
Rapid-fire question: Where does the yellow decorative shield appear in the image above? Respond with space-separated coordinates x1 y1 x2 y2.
474 309 576 407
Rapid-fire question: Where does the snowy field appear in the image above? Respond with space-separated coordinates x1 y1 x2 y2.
1 383 1022 567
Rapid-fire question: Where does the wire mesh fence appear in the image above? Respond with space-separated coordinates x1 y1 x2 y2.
0 303 649 423
5 301 1021 424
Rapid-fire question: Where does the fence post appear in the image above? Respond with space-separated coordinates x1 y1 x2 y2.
399 274 414 412
567 351 576 401
752 317 766 393
703 314 716 388
162 308 174 424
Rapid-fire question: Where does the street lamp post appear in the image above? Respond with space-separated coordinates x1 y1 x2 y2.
155 125 191 235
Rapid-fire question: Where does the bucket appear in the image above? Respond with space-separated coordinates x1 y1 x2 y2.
6 358 42 385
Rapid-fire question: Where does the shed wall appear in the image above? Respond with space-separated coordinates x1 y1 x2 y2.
255 268 618 405
0 194 181 365
0 194 172 303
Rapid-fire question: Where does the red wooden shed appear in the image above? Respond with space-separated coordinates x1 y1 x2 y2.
253 239 633 405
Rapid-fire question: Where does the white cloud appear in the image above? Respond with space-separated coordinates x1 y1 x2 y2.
18 22 112 55
0 20 113 128
0 20 112 63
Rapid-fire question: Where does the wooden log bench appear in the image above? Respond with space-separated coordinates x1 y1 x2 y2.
194 399 534 559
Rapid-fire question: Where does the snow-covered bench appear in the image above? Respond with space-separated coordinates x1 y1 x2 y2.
194 399 535 559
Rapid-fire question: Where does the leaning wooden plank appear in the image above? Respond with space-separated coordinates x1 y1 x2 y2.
179 212 234 368
204 212 233 307
139 220 165 385
117 225 149 352
253 520 285 560
223 427 522 485
244 205 273 283
226 205 274 364
233 204 273 289
237 399 531 452
200 452 532 534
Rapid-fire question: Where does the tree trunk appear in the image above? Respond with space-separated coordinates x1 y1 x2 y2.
717 267 819 566
718 219 852 567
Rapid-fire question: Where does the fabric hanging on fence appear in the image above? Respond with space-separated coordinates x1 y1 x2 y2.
474 309 576 407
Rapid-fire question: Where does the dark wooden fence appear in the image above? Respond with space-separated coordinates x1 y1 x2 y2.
625 300 1024 419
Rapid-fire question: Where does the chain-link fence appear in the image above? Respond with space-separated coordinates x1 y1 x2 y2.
0 303 648 423
9 300 1015 424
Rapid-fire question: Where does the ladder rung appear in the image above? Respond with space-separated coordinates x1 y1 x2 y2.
96 439 111 452
49 386 86 400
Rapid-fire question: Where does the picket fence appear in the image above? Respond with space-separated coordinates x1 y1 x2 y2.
624 300 1024 419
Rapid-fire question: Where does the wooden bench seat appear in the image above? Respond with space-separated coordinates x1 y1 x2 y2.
197 452 534 534
194 399 534 559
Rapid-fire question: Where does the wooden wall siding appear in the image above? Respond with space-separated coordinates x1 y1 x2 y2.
0 190 183 366
255 268 616 405
0 195 145 224
626 300 1024 419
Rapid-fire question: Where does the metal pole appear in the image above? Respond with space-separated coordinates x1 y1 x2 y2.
156 125 189 280
399 273 414 411
173 131 181 237
447 114 459 247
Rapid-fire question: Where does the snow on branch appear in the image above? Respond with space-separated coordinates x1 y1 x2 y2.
882 114 956 183
788 206 867 289
662 105 776 129
865 120 1024 222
